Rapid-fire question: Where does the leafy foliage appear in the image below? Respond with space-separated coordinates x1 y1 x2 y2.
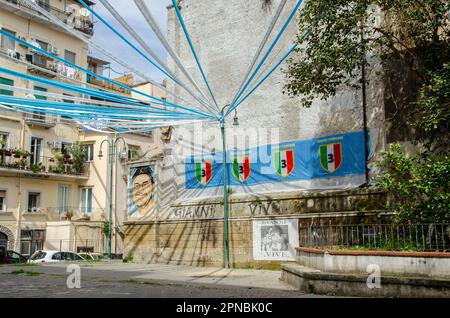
68 142 86 174
377 144 450 223
285 1 449 139
285 1 450 222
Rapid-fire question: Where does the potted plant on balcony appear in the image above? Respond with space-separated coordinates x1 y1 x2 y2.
61 211 73 221
13 149 20 159
0 139 5 165
30 163 43 173
68 142 86 175
80 214 91 221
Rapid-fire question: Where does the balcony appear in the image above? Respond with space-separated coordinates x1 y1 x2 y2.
46 207 105 222
87 75 130 94
0 151 90 180
24 111 57 128
1 0 94 36
25 53 82 80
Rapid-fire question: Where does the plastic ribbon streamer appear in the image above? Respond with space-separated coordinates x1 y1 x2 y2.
0 0 311 134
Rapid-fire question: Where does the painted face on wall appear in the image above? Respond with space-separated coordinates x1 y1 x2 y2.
130 166 154 217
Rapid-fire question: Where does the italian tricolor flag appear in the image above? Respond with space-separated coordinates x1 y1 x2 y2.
195 161 212 185
274 150 294 177
319 143 342 173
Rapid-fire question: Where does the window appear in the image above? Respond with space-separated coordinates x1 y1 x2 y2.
27 192 41 212
30 137 43 165
33 86 47 100
21 230 45 256
64 50 76 64
61 142 72 155
58 185 71 215
83 144 94 162
32 86 47 121
35 39 48 52
0 190 6 212
0 77 14 96
62 93 74 104
0 28 15 51
128 146 140 161
0 132 8 149
80 187 93 214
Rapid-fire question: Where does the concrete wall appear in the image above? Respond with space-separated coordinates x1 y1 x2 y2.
124 188 389 268
124 0 389 266
297 249 450 278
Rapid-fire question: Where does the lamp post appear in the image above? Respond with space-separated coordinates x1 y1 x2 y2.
219 105 239 268
98 135 128 259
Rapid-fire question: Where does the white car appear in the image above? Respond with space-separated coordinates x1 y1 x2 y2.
29 250 85 263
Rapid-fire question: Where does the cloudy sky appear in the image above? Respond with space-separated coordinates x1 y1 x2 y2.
90 0 171 84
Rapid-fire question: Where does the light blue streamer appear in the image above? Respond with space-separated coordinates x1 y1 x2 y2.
227 0 304 116
0 30 213 118
0 66 208 118
171 0 219 109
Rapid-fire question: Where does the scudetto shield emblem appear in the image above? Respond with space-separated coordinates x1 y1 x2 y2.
232 156 251 182
273 149 295 177
319 143 342 173
195 161 212 185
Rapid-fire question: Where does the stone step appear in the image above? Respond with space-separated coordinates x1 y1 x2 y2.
280 263 450 297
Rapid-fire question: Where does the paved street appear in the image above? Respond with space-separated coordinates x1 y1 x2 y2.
0 262 328 298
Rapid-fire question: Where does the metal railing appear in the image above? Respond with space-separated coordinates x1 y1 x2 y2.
3 0 94 35
46 207 105 221
0 154 90 178
299 224 450 252
43 239 108 256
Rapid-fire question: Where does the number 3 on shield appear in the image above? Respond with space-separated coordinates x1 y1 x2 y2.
328 154 334 163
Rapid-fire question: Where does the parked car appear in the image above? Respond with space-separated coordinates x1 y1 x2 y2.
5 250 28 264
29 250 85 263
78 252 103 261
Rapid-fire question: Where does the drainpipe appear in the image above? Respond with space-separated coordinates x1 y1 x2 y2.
15 119 26 251
361 24 370 185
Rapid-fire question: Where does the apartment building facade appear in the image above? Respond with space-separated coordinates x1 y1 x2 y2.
0 0 166 257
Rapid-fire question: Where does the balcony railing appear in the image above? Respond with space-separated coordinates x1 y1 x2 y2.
0 152 90 178
46 207 106 221
3 0 94 36
299 224 450 252
87 75 130 94
25 53 82 80
24 111 58 128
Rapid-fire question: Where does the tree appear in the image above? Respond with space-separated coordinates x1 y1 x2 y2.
285 1 449 222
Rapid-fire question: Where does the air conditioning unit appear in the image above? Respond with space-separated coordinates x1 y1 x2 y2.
50 46 59 55
51 141 62 149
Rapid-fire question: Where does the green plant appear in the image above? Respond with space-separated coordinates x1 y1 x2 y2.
68 142 86 174
376 144 450 223
30 163 43 173
103 221 110 236
123 254 134 263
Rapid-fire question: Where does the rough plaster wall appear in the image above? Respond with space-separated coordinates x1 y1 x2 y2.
158 0 386 210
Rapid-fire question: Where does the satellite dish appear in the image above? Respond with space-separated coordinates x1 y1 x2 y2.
79 8 90 17
25 94 36 100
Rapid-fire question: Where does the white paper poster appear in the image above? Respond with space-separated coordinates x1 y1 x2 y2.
252 218 299 261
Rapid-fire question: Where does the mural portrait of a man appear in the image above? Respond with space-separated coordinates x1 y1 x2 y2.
130 166 155 218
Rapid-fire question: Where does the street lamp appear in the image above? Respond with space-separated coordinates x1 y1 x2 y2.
98 135 128 259
219 104 239 268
